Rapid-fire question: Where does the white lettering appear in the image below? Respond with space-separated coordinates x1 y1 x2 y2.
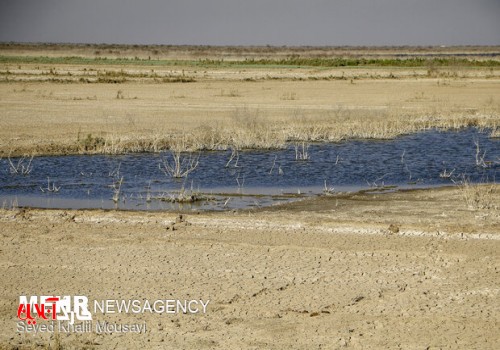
131 299 141 313
165 300 175 314
153 300 164 313
105 299 115 313
187 300 198 313
94 300 104 313
200 299 210 313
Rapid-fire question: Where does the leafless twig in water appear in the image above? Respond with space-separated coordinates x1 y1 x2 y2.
108 162 121 178
146 181 152 203
400 149 413 181
111 176 124 203
8 153 33 175
269 155 283 175
159 150 200 178
225 148 240 168
439 168 455 178
323 180 335 195
294 142 310 161
474 140 489 168
40 177 60 193
366 173 391 187
236 173 245 188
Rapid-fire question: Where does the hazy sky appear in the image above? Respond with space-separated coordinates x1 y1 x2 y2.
0 0 499 46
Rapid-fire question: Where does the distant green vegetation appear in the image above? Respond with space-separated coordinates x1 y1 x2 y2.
0 55 188 66
203 57 500 68
1 55 499 68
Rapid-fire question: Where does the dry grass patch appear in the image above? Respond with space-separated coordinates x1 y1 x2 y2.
2 107 499 156
456 180 498 211
1 56 499 156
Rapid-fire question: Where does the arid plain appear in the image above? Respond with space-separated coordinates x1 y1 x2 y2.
0 44 499 156
0 44 499 349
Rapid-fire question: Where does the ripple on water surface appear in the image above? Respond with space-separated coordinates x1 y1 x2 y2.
0 128 498 210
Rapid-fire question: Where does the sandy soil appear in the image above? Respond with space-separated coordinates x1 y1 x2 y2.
1 78 499 156
0 186 499 349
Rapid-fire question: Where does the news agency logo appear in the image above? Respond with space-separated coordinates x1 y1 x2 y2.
17 295 210 334
17 296 91 325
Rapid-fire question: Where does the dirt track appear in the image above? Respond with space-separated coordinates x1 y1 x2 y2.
0 186 498 349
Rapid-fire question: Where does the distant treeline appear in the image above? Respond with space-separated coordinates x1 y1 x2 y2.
1 55 499 68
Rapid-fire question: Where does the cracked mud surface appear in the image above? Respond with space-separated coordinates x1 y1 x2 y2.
0 186 499 349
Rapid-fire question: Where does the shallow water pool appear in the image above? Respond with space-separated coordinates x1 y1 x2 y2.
0 128 497 211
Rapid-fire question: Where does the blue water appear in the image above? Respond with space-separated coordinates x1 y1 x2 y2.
0 128 498 210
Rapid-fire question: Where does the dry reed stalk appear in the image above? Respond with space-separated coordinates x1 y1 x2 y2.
7 106 497 156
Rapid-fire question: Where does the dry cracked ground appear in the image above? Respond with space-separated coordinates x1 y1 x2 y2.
0 186 499 349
